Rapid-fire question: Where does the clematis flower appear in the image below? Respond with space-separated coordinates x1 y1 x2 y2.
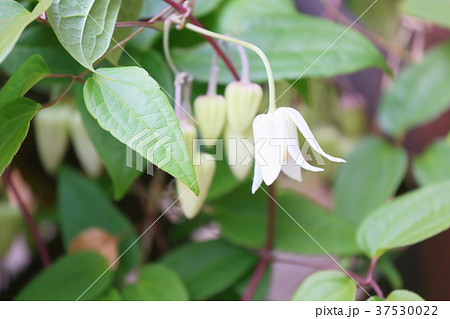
251 107 345 193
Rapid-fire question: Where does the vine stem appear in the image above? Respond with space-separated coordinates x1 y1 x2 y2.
179 21 277 112
163 0 240 81
2 169 50 267
241 184 276 301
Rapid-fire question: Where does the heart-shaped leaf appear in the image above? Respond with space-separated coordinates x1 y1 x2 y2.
46 0 122 71
83 67 198 194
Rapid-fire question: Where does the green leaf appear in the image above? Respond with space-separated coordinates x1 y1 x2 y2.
213 186 360 255
76 85 140 200
1 23 84 76
0 98 39 175
174 0 387 83
46 0 122 71
0 54 49 107
58 167 139 276
334 137 408 228
0 202 23 257
106 0 143 65
413 138 450 186
98 288 122 301
122 264 189 301
378 43 450 138
357 180 450 258
0 0 53 64
387 290 425 301
83 67 199 195
206 158 246 201
401 0 450 29
292 270 356 301
161 240 257 300
15 252 113 301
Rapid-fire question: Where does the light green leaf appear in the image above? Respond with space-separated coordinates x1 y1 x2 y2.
0 0 53 64
1 24 84 76
58 167 139 276
161 240 257 300
106 0 143 65
334 137 407 228
213 186 359 255
0 202 23 257
292 270 356 301
83 67 198 195
122 264 189 301
378 43 450 138
0 98 39 175
401 0 450 29
15 252 113 301
387 289 425 301
174 0 387 83
0 54 49 107
76 85 140 200
413 138 450 186
357 180 450 258
46 0 122 71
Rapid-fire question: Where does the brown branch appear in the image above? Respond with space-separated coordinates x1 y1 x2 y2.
2 169 50 267
163 0 240 81
241 184 277 301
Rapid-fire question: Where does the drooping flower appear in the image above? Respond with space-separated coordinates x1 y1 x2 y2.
251 107 345 193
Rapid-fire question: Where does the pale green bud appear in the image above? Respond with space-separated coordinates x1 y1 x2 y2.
69 111 102 177
176 153 216 219
34 104 72 174
180 121 198 160
225 81 263 133
194 95 227 141
225 125 254 181
0 202 23 257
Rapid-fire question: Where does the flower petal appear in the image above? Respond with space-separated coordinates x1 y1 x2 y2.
288 144 324 172
278 107 346 163
281 156 303 182
252 113 282 185
252 162 263 193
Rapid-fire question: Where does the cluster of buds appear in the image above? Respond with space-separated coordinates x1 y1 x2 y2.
34 95 102 176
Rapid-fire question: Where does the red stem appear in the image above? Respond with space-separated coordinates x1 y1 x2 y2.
241 185 276 301
162 0 240 81
2 170 51 267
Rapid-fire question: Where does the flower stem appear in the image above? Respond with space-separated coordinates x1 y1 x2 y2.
235 44 250 83
182 22 277 112
207 52 219 96
2 169 51 267
163 18 180 74
241 184 277 301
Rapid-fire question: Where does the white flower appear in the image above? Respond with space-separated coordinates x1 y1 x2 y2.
251 107 345 193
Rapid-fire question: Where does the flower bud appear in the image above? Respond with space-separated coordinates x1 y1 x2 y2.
69 111 102 177
34 104 71 174
225 126 254 180
69 227 119 270
0 202 23 257
337 93 367 137
194 95 227 141
225 81 263 133
176 153 216 219
180 120 198 160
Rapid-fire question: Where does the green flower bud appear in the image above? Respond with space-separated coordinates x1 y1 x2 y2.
69 111 102 177
194 95 227 141
336 94 367 137
0 202 23 257
34 104 71 174
225 81 263 133
225 125 254 181
180 121 198 160
176 153 216 219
